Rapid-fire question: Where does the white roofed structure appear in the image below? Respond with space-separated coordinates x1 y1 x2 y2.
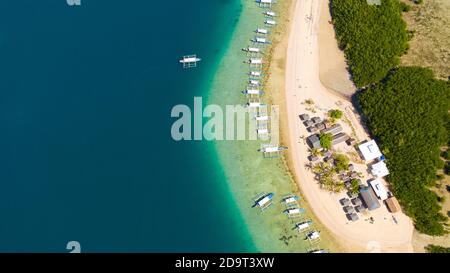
371 161 390 178
358 140 382 161
369 179 388 201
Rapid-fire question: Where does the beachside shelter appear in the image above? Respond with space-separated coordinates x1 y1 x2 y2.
352 198 362 206
307 134 321 149
355 205 366 213
343 206 354 214
360 186 381 211
300 114 310 121
340 198 350 206
358 140 382 162
385 196 401 213
369 179 388 201
371 161 390 178
348 213 359 222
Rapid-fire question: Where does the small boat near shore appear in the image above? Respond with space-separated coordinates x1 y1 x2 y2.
307 231 321 240
252 192 275 211
296 220 313 232
265 20 277 26
256 28 269 35
249 71 262 77
242 88 264 95
252 37 271 44
242 47 261 53
282 195 300 205
284 207 305 218
179 55 201 68
264 11 276 17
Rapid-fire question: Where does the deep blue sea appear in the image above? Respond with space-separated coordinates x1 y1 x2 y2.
0 0 255 252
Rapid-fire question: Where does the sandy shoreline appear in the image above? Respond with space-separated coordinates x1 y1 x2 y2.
278 0 415 252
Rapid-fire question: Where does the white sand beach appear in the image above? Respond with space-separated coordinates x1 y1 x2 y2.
283 0 415 252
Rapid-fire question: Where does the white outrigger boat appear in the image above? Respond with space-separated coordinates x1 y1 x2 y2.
255 115 269 121
307 230 321 242
247 58 263 66
256 28 269 35
247 101 265 108
259 146 286 153
258 0 275 7
179 55 201 68
252 192 274 211
282 195 300 205
249 79 260 86
259 144 288 158
264 10 276 17
243 47 261 53
253 37 271 44
249 71 262 77
311 249 328 254
265 20 277 26
242 88 264 95
284 207 305 218
296 220 313 232
257 128 269 135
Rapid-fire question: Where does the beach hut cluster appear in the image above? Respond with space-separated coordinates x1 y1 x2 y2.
301 109 402 223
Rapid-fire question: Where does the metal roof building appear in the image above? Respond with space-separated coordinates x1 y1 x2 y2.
360 186 381 211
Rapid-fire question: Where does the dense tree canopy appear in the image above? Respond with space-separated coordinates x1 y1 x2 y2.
320 133 333 150
426 245 450 253
331 0 409 87
358 67 450 235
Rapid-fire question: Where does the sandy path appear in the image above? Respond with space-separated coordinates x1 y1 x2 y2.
283 0 414 253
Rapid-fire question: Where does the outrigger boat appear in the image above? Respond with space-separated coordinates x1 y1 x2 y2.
264 11 276 17
255 115 269 121
242 47 261 53
179 55 201 68
247 58 263 65
242 88 264 95
282 195 300 205
252 192 274 211
247 101 265 108
249 79 260 86
310 249 328 254
253 37 271 44
256 28 269 35
284 207 305 218
265 20 277 26
296 220 313 232
307 230 321 241
249 71 262 77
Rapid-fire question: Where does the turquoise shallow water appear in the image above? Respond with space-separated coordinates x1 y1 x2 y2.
0 0 256 252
